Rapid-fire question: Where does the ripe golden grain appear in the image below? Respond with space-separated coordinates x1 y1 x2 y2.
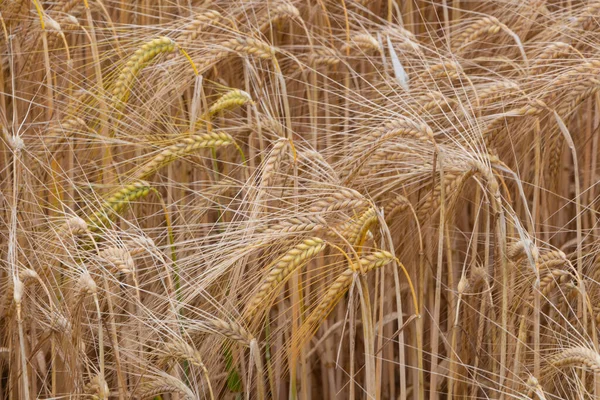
245 237 326 320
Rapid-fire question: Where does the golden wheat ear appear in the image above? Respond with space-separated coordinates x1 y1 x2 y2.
244 237 326 322
295 251 397 348
548 347 600 374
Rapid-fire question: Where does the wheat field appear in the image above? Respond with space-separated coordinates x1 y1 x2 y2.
2 0 600 398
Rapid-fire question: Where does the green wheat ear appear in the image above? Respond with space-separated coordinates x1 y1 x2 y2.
86 181 151 231
196 89 254 126
134 131 235 179
112 37 176 111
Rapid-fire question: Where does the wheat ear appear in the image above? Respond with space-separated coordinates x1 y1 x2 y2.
74 272 97 306
112 37 176 110
381 117 434 143
308 47 342 69
507 239 539 263
43 117 88 149
309 188 368 213
86 181 151 231
263 215 327 234
203 89 253 120
124 236 156 256
418 61 462 82
554 60 600 117
99 247 135 275
196 37 276 73
418 168 473 221
222 37 276 59
336 207 379 249
139 374 196 399
383 195 411 224
531 42 575 74
303 251 396 332
83 374 109 399
134 132 234 179
575 1 600 31
549 347 600 373
527 269 572 305
202 318 254 346
483 101 547 149
2 0 28 28
161 341 214 400
342 33 382 53
538 249 569 269
342 118 434 181
256 2 300 32
245 237 326 321
416 91 457 113
178 10 223 48
260 138 291 187
452 17 503 51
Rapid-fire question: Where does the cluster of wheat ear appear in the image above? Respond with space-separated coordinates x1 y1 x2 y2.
5 0 600 399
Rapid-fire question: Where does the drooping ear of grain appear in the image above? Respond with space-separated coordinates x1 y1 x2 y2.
112 37 176 110
86 181 151 231
549 347 600 374
244 237 326 321
301 251 396 337
134 132 235 179
451 17 503 51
